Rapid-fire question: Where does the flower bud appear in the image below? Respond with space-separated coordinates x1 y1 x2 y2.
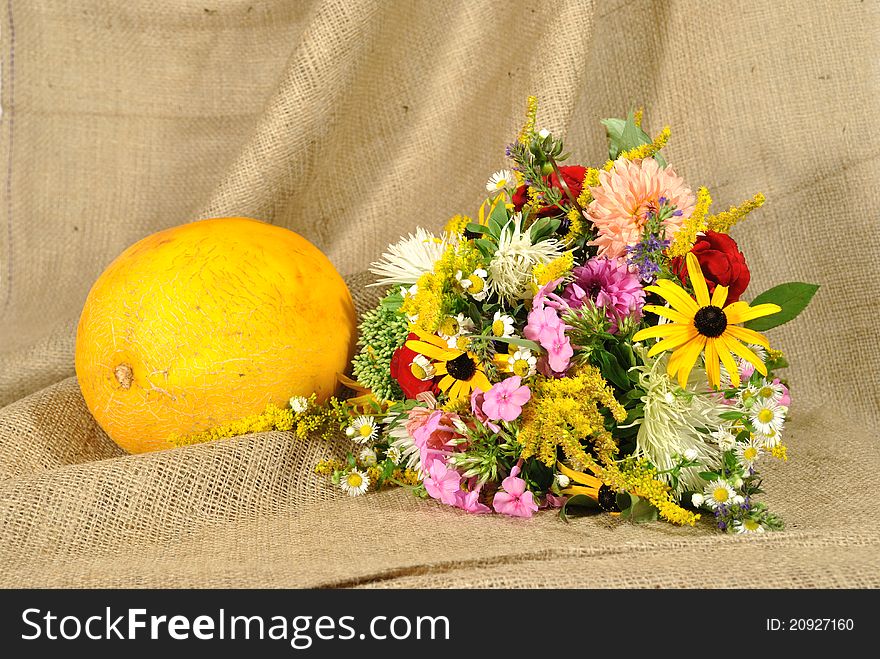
555 473 571 489
691 493 705 507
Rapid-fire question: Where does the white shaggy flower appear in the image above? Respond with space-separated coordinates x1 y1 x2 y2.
632 349 728 494
750 401 786 437
491 311 516 338
506 348 537 378
755 380 786 404
369 228 449 287
386 446 402 465
346 415 378 444
736 438 763 470
289 396 309 414
733 518 765 534
486 169 516 193
386 414 421 472
703 479 738 509
488 214 562 303
340 469 370 497
358 447 378 467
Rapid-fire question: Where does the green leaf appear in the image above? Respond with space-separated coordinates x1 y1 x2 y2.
474 238 495 256
744 282 819 331
559 494 601 523
593 350 630 390
601 113 666 166
698 471 717 481
465 222 489 235
487 199 509 236
473 335 541 351
719 410 744 421
616 492 633 512
628 498 659 524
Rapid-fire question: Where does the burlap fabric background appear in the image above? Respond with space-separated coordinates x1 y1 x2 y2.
1 0 878 588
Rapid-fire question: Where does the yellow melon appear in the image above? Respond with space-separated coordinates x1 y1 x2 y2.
75 217 356 453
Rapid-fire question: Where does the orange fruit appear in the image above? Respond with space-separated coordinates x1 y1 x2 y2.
75 217 356 453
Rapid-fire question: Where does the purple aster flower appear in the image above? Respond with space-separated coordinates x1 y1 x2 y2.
561 258 645 333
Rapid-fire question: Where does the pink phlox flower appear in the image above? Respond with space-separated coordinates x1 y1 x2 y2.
524 306 563 347
543 493 568 509
481 376 531 422
412 410 462 471
423 460 462 506
454 486 491 514
470 389 501 433
776 379 791 406
492 464 539 518
532 277 568 311
545 324 573 374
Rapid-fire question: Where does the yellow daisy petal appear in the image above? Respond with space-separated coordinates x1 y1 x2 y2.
434 362 448 376
633 324 686 342
647 326 698 357
673 335 707 389
471 371 492 393
666 336 699 378
710 284 729 308
715 338 741 388
686 253 711 307
643 304 692 324
723 301 782 325
647 281 700 315
725 325 771 349
438 374 455 392
556 461 602 488
717 334 768 377
705 339 721 389
405 340 454 361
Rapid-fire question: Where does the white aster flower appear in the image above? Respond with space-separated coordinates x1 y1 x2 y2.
633 350 727 494
750 401 786 437
733 518 766 534
486 169 516 193
456 268 489 301
507 348 537 378
409 354 435 381
703 479 738 509
346 415 379 444
755 380 786 404
340 469 370 497
491 311 516 338
386 446 402 465
753 426 782 449
488 214 562 303
289 396 309 414
369 228 449 287
736 438 763 471
358 447 378 467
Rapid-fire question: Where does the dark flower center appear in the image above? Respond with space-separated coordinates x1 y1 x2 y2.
447 353 477 381
693 305 727 337
598 485 620 512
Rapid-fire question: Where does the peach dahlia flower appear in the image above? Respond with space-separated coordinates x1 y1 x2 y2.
587 158 696 259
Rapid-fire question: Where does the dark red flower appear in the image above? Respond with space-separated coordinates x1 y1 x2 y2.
390 333 436 399
671 231 751 303
512 165 587 217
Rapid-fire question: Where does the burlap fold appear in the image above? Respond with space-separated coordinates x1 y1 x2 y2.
1 0 878 587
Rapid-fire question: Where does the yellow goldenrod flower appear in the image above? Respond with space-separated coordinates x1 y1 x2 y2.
597 459 700 526
532 251 574 287
405 330 491 400
633 107 644 127
633 253 781 389
705 193 765 233
444 213 471 236
668 186 712 258
603 126 671 171
770 443 789 461
519 95 539 144
576 168 600 208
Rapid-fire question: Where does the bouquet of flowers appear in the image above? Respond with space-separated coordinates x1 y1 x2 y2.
316 98 818 533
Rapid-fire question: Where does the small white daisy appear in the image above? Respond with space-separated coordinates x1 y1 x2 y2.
755 380 786 404
733 518 766 534
409 354 435 381
340 469 370 497
358 447 378 467
703 479 738 509
753 426 782 448
507 348 537 378
456 268 489 301
386 446 402 465
711 427 738 452
439 313 475 349
490 311 516 338
289 396 309 414
736 438 763 470
750 401 786 437
346 415 379 444
485 169 516 193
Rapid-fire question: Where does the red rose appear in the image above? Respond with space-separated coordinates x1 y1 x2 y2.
512 165 586 217
390 333 436 399
671 231 751 303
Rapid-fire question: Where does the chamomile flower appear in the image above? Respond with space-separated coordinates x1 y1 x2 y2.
439 313 475 350
495 348 537 378
346 415 379 444
703 479 740 509
486 169 516 193
750 401 786 436
358 447 378 467
753 426 782 449
456 268 489 301
733 518 766 534
736 438 763 470
491 311 516 338
369 228 450 287
409 354 435 381
289 396 309 414
340 469 370 497
386 445 402 465
755 379 786 404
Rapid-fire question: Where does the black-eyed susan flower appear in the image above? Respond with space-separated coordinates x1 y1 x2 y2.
405 331 491 400
633 252 781 389
556 461 619 512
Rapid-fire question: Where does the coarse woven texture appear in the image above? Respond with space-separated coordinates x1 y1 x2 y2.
1 0 879 588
